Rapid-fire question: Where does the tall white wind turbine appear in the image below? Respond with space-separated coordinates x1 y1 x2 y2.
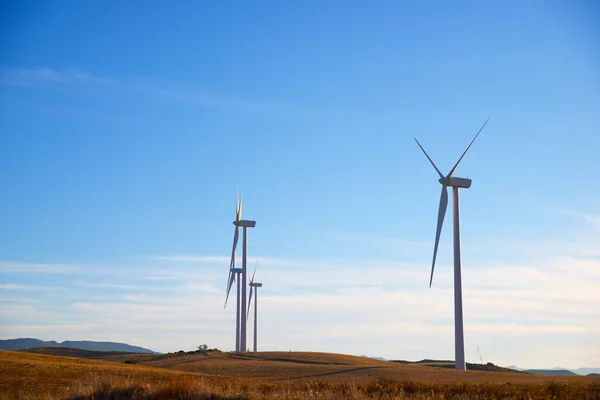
224 189 256 352
414 119 488 371
225 191 243 351
247 262 263 352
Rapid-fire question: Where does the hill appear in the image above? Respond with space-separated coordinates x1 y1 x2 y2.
0 349 215 399
132 350 595 384
390 359 521 373
0 337 154 353
1 350 598 400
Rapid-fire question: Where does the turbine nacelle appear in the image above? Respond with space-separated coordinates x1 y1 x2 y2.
234 220 256 228
440 176 472 189
250 282 262 287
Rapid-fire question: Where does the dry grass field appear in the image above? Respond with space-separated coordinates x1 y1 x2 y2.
2 349 599 399
130 350 598 384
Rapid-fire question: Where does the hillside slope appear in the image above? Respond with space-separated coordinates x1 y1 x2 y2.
136 351 598 383
2 350 598 400
0 349 211 398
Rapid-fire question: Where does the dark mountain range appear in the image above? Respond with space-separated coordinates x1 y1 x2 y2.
522 369 579 376
0 338 154 353
23 347 142 358
574 368 600 376
507 365 600 376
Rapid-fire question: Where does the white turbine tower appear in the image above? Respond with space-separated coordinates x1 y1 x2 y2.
230 267 242 351
225 190 256 352
414 119 488 371
247 262 262 352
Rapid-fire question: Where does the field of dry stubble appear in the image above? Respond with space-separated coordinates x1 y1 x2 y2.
1 350 599 399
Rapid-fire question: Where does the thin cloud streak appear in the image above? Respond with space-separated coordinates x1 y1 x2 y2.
0 67 113 86
0 261 83 274
0 67 330 121
0 284 53 291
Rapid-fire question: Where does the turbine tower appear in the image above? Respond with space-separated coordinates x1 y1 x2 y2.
232 267 242 351
247 263 263 352
414 119 488 371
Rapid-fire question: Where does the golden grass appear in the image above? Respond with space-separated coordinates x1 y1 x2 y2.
2 350 599 399
137 351 598 384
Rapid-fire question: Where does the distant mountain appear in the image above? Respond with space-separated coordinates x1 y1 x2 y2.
522 369 578 376
361 355 387 361
24 347 144 358
573 368 600 376
0 338 154 354
506 365 600 376
506 365 524 371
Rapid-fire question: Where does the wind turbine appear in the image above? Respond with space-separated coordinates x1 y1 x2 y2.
247 262 263 352
225 189 256 352
225 192 243 351
414 119 488 371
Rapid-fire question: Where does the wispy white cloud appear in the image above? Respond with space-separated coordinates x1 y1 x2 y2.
0 284 51 291
152 255 231 264
0 261 83 274
71 281 145 290
0 67 112 86
153 254 314 268
0 67 64 85
0 66 338 121
70 280 189 291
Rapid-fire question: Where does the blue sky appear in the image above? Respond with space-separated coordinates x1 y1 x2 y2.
1 1 599 369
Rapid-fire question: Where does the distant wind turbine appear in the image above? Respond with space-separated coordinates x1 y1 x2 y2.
224 189 256 352
414 118 489 371
247 262 263 352
225 191 243 351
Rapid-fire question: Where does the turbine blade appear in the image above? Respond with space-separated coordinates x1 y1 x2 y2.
237 192 243 221
414 138 444 179
224 272 235 308
233 227 239 253
250 261 257 284
225 269 231 296
446 118 489 179
247 286 253 321
225 262 235 290
226 227 239 280
430 185 449 287
236 187 239 219
226 227 239 294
